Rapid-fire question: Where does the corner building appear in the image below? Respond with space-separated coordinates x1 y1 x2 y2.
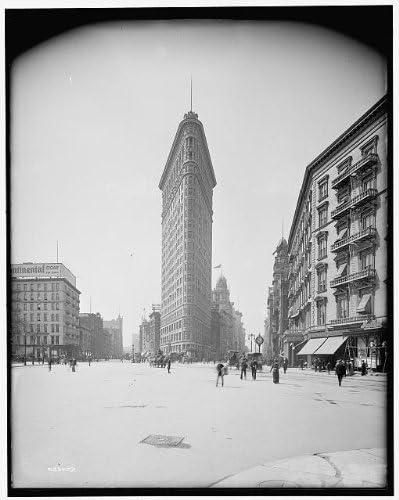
287 96 388 370
159 110 217 360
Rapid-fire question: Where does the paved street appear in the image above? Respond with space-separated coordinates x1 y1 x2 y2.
11 361 386 488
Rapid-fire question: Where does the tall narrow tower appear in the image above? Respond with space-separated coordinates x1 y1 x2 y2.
159 110 217 360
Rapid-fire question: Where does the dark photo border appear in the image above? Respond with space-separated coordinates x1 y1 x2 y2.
6 5 393 497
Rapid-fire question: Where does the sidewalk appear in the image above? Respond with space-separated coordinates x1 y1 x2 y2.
211 448 386 488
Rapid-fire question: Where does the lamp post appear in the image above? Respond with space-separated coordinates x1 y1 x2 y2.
24 332 27 366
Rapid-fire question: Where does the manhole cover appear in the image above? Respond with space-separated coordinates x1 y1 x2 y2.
141 435 184 447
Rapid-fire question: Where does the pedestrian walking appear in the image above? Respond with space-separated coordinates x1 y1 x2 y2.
270 359 280 384
240 358 248 380
48 358 52 372
335 360 346 387
88 357 91 366
283 357 288 374
216 362 225 387
361 360 367 376
167 358 171 373
121 357 124 363
300 359 304 370
72 358 77 373
250 359 258 380
326 361 331 375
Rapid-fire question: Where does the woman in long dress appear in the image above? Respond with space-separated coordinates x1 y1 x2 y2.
270 359 280 384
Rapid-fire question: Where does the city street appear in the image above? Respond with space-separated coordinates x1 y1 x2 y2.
11 361 386 489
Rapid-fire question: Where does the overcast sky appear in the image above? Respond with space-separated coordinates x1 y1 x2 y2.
11 20 386 348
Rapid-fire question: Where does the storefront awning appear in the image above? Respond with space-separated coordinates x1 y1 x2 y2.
296 337 327 356
313 336 347 355
337 227 348 240
336 263 348 277
356 294 371 314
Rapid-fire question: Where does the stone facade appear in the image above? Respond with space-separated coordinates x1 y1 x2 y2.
10 263 80 360
264 239 292 363
287 96 388 370
211 275 246 360
103 315 123 358
159 110 217 360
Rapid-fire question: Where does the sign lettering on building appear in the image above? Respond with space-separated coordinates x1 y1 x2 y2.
11 263 76 287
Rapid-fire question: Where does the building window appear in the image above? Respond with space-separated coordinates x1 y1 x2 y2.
56 324 59 333
361 210 374 230
56 303 59 310
55 336 59 345
51 324 55 333
316 300 326 325
360 250 374 270
37 324 40 333
43 336 47 344
318 205 328 227
337 295 349 319
43 303 47 311
24 284 27 291
51 335 54 345
44 313 47 321
337 186 350 204
30 284 34 291
318 234 328 260
317 267 327 292
318 177 329 201
44 323 48 333
362 174 374 192
56 314 59 321
37 313 40 321
360 135 378 157
30 313 34 322
44 293 47 301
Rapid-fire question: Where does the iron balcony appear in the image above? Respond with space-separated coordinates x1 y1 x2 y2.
330 267 376 288
331 226 377 253
329 313 375 326
332 153 379 189
331 188 378 219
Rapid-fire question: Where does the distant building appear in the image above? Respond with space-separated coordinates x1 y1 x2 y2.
138 305 161 357
78 322 92 357
211 275 246 360
287 96 388 370
79 312 110 359
103 315 123 358
159 109 217 360
10 262 80 360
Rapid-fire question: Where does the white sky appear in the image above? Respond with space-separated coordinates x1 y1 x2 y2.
10 20 386 348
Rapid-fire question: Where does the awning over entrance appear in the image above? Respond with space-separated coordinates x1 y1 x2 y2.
296 337 327 356
356 294 371 314
313 336 348 355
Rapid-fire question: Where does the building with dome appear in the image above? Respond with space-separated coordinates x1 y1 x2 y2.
211 274 246 360
159 110 217 360
264 238 291 362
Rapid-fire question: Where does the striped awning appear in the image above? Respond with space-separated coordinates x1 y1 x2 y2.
314 336 348 355
296 337 327 356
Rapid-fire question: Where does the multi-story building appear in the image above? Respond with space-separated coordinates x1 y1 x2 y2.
103 315 123 358
263 287 274 362
159 109 217 360
10 262 80 360
139 317 151 357
79 312 108 359
148 305 161 355
287 96 388 370
78 321 92 358
264 238 294 364
211 274 246 360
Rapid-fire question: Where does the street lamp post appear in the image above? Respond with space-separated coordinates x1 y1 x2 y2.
24 332 27 366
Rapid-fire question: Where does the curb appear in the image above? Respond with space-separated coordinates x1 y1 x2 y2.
211 448 386 488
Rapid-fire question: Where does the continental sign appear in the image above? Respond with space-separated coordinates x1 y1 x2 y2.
11 263 76 287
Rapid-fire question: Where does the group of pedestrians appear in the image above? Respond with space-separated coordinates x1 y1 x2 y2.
239 357 259 381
